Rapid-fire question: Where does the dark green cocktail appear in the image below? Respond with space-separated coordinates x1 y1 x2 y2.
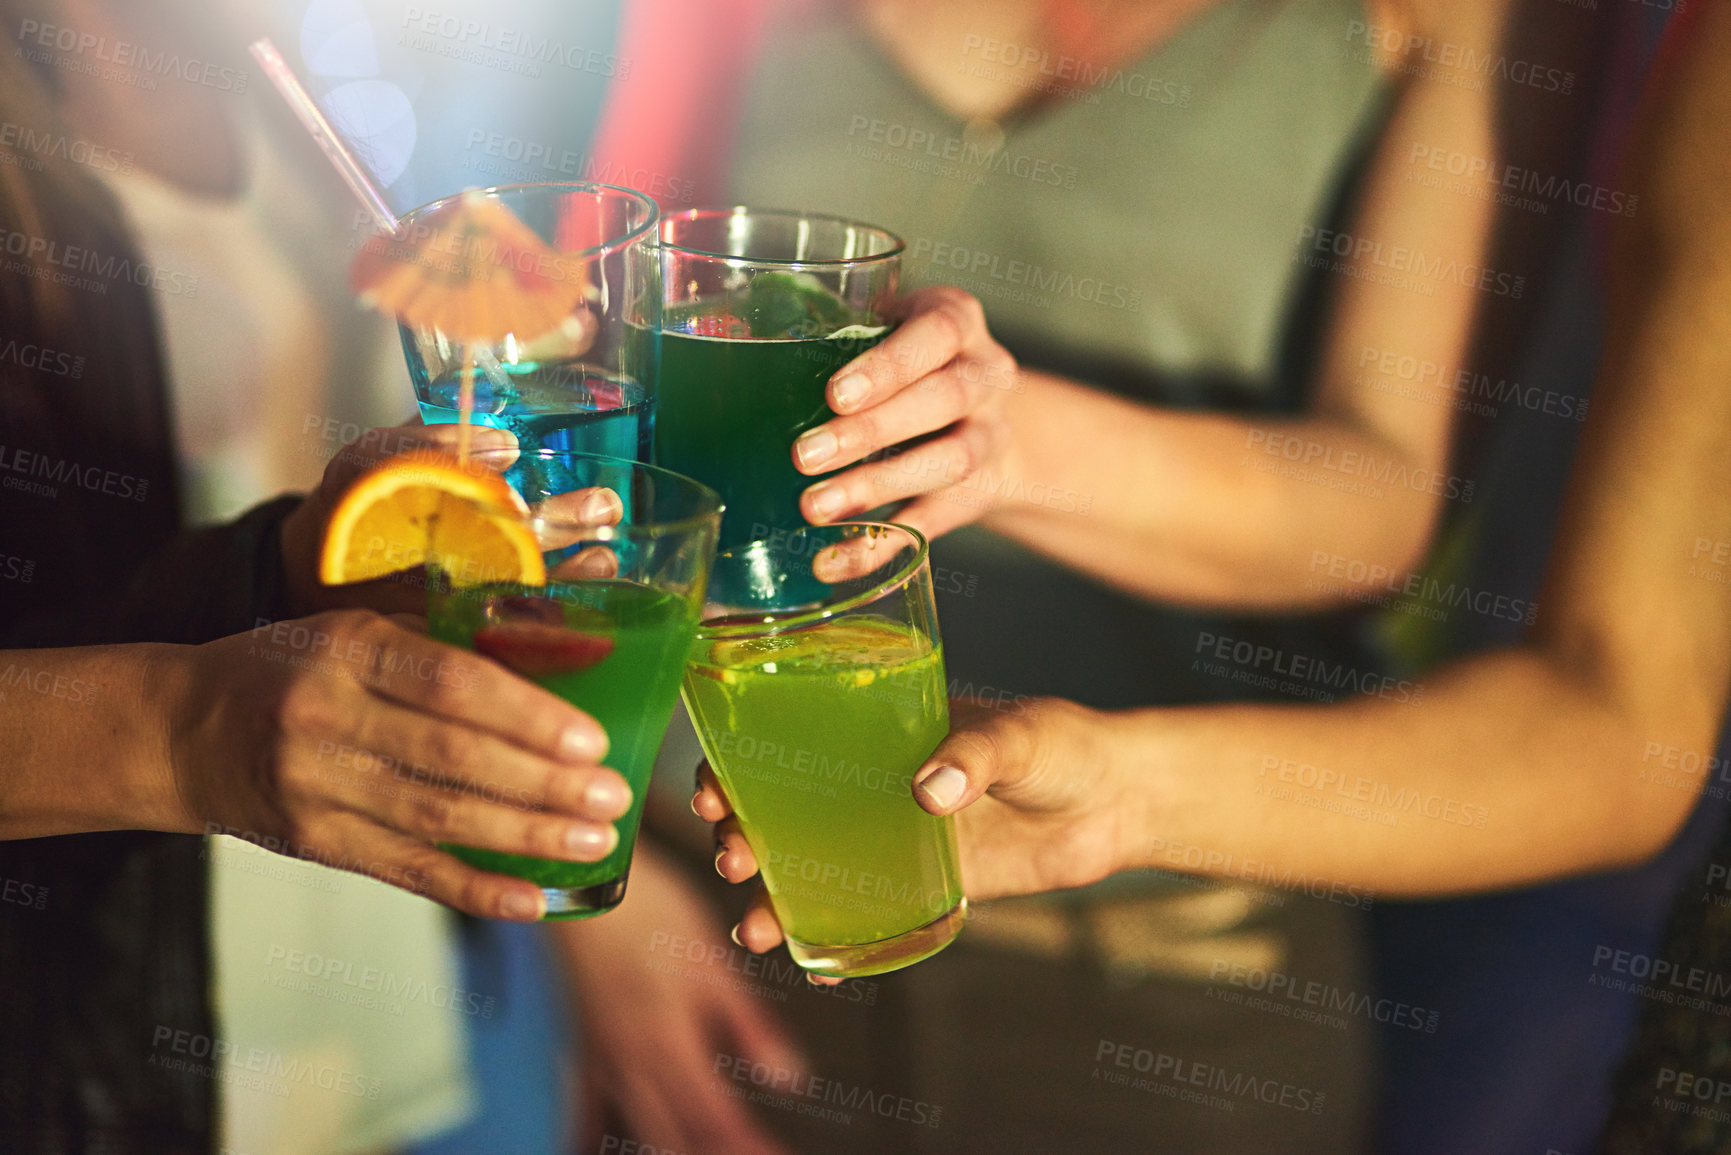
656 210 902 551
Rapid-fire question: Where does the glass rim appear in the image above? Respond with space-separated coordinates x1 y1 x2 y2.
397 181 661 262
462 448 723 541
696 521 929 640
660 206 905 268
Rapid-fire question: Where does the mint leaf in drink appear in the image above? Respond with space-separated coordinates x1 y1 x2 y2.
745 272 855 338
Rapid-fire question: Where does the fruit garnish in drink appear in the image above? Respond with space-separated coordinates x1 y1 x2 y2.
351 191 593 457
473 622 614 677
744 271 854 337
686 313 750 339
318 448 546 588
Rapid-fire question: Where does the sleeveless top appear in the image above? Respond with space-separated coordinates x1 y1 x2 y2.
726 0 1391 951
731 0 1384 394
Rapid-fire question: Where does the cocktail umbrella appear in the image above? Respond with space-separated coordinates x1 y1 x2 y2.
350 191 591 456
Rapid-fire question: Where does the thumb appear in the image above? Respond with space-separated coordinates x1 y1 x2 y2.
911 700 1041 816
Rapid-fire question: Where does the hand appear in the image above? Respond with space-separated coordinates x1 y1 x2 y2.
791 286 1019 540
158 609 630 921
278 422 520 617
553 842 801 1155
695 697 1133 955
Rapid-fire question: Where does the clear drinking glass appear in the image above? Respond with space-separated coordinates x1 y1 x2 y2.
397 182 661 461
683 522 966 977
655 208 902 551
427 449 720 918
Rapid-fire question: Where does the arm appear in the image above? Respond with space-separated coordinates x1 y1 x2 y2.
916 0 1731 899
550 840 798 1155
0 613 632 921
793 0 1507 609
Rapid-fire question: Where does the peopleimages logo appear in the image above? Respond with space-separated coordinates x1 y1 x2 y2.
1093 1041 1326 1114
1295 225 1525 299
1343 20 1575 94
0 120 132 174
15 19 248 91
0 443 149 501
399 8 629 80
1207 960 1441 1033
0 225 199 297
906 238 1143 312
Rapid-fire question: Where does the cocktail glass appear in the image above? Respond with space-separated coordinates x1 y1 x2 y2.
428 449 720 918
396 183 661 461
683 522 966 977
655 208 902 551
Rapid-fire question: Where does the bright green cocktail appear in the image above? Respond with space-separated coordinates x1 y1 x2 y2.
429 449 720 919
429 579 695 910
686 618 962 953
683 522 966 976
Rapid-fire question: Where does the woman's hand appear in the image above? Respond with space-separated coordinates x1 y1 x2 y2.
792 286 1020 540
278 421 520 617
554 843 801 1155
695 697 1136 954
159 609 629 921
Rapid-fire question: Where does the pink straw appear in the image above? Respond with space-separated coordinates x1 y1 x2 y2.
248 38 400 235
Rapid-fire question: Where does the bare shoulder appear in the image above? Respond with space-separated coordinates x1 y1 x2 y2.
1359 0 1512 68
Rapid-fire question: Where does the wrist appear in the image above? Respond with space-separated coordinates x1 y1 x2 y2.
277 496 322 617
132 643 203 834
1099 706 1175 876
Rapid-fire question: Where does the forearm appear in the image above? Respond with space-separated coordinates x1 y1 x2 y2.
0 644 192 839
985 371 1442 609
1114 647 1699 897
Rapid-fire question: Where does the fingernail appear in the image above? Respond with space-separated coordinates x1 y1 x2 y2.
584 775 630 816
794 428 839 471
500 889 542 921
715 845 729 876
806 483 844 522
730 923 745 948
690 790 704 818
831 373 871 411
578 488 624 524
470 426 516 448
559 724 608 762
918 765 967 811
565 823 616 857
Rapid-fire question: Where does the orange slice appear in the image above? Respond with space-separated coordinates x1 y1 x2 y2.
319 449 546 588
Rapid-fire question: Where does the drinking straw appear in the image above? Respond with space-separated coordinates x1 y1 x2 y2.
248 38 400 235
250 36 516 457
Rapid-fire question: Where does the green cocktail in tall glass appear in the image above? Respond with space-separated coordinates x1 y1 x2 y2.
656 210 902 551
684 523 966 976
429 450 720 918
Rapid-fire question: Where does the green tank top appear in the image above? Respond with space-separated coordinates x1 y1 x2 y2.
728 0 1387 397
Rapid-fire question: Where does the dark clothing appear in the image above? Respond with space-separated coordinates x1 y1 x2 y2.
0 169 295 1152
1600 813 1731 1154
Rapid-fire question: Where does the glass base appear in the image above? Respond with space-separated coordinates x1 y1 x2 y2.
539 873 627 920
786 899 967 978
